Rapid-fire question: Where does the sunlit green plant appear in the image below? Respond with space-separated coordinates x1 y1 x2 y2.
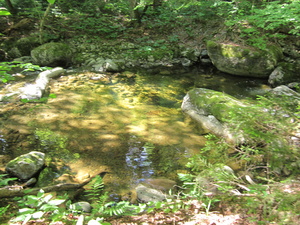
0 205 10 223
0 8 11 16
0 62 16 83
0 174 17 188
227 93 299 176
84 176 138 218
12 189 67 224
178 87 300 222
0 61 51 83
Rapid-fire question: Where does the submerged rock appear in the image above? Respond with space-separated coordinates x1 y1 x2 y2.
5 151 45 180
206 40 282 77
134 178 176 203
143 178 176 192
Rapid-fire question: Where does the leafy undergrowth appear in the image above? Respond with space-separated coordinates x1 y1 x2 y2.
5 202 252 225
5 182 300 225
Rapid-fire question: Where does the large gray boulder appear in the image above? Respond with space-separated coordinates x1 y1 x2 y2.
181 88 253 143
181 87 299 145
5 151 45 180
31 42 71 67
206 41 282 78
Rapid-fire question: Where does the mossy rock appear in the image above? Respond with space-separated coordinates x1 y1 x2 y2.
31 42 72 67
5 151 45 180
268 62 300 87
15 36 40 56
36 167 58 187
206 40 283 78
2 36 40 58
182 88 259 143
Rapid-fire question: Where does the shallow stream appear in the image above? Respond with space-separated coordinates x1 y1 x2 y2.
0 66 270 196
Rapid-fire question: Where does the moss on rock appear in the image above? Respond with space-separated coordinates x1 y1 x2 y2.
206 40 283 77
31 42 71 67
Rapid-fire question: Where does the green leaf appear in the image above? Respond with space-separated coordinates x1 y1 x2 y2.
19 208 35 214
27 195 39 204
23 214 33 225
40 204 56 211
37 189 45 198
164 208 171 213
43 193 53 203
49 93 57 98
147 207 155 213
0 174 17 187
20 99 29 103
32 211 44 219
23 189 34 194
12 214 28 222
47 0 56 4
48 199 65 206
0 10 11 16
155 201 162 208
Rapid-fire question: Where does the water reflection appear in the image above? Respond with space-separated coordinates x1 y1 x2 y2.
1 67 270 194
126 136 155 182
194 72 270 99
0 135 8 154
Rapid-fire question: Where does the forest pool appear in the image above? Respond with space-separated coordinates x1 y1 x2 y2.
0 67 270 196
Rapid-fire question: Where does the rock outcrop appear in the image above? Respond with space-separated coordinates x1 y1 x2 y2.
181 88 249 143
181 86 299 146
31 42 71 67
206 41 282 78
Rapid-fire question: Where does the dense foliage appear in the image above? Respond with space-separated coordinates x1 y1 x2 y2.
1 0 299 41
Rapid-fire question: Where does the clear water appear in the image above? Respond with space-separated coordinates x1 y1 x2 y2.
0 67 270 195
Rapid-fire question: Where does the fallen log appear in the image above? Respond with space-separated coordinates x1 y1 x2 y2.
0 178 92 198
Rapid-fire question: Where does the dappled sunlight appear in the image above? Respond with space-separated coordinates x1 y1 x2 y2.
1 71 208 194
1 69 268 195
5 114 34 134
127 124 148 135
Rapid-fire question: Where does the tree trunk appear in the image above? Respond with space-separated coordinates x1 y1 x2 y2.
39 3 53 44
4 0 17 15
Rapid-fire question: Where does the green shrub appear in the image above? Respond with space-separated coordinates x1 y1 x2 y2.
12 190 67 224
0 61 51 83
